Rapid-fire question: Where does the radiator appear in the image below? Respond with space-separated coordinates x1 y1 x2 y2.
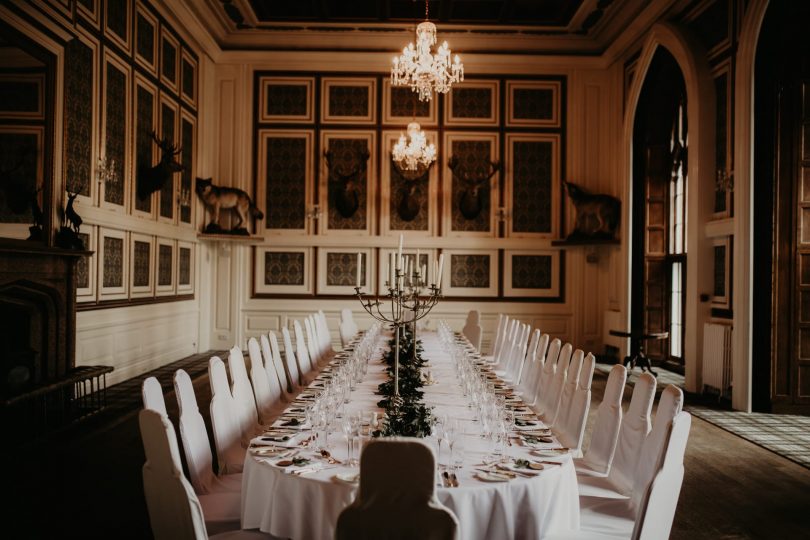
702 323 733 396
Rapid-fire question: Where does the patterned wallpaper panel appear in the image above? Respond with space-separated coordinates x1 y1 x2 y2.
0 79 41 115
103 236 124 288
390 87 430 118
104 62 126 205
512 140 552 233
713 244 727 297
328 85 369 118
105 0 129 43
179 246 191 285
326 252 366 287
265 136 307 229
512 254 552 289
76 232 90 289
513 88 554 121
161 37 177 85
135 85 154 213
389 162 429 231
451 88 492 119
450 139 492 232
158 244 173 286
64 39 93 197
181 58 195 103
714 71 728 214
180 117 193 223
136 11 155 66
266 84 308 117
133 240 151 287
326 138 368 230
450 254 490 288
264 252 305 286
0 132 39 223
159 103 175 219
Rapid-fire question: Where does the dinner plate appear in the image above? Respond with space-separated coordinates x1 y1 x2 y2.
333 473 360 484
530 448 570 458
475 471 511 482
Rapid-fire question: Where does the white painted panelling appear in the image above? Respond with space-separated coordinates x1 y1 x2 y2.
75 300 200 386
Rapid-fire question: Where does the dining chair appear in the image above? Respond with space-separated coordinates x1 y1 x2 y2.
556 353 595 457
174 369 242 495
555 350 584 428
576 364 627 477
316 310 335 359
339 319 357 349
267 331 294 394
494 321 525 381
281 327 303 389
335 438 459 540
304 316 322 367
487 314 506 359
208 356 245 474
139 409 274 540
530 337 559 409
517 332 548 404
247 338 282 425
576 372 657 499
227 346 262 440
461 310 482 352
293 320 316 381
340 308 359 336
142 376 168 417
259 334 287 403
538 342 572 424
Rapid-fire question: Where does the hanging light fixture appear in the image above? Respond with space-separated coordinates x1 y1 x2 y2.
390 0 464 102
392 121 436 180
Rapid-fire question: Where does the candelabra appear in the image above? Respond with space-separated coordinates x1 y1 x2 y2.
354 250 443 413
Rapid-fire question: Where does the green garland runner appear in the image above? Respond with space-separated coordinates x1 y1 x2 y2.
373 326 434 438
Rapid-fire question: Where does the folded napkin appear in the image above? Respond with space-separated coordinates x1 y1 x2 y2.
252 432 309 448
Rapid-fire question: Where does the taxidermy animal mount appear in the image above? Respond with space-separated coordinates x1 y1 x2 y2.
325 148 369 218
195 177 264 235
137 130 184 200
396 176 427 222
563 181 620 241
55 182 85 250
448 155 500 220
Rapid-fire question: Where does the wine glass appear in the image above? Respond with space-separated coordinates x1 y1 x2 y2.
342 417 355 465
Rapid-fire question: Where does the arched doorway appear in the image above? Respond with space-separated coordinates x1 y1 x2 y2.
752 1 810 414
631 48 688 374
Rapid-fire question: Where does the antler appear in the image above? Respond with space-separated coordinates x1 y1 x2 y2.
150 129 182 154
448 156 500 185
325 148 369 181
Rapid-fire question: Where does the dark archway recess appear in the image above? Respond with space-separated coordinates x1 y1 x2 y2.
753 2 810 414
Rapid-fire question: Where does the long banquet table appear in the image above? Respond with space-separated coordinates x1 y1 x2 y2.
241 331 580 539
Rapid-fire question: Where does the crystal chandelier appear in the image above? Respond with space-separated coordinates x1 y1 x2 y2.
391 0 463 102
392 122 436 180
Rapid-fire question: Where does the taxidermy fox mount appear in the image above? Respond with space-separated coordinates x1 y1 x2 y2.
137 130 184 200
563 181 620 240
196 178 264 233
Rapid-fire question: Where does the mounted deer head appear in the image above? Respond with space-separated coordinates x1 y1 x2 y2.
324 147 370 218
136 129 184 200
447 155 500 220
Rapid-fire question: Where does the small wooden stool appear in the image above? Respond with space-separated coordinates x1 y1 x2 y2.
608 329 669 376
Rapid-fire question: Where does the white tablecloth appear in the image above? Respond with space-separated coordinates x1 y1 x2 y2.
241 332 580 539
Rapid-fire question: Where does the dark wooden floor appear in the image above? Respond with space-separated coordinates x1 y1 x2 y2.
3 355 810 539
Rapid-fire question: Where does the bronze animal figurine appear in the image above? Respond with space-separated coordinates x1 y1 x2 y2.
55 183 85 249
563 181 620 240
448 156 500 220
325 148 369 219
137 130 184 200
195 177 264 234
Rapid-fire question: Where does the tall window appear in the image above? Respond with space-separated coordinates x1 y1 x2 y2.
668 101 687 361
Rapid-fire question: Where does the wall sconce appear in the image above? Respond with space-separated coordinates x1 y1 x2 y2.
177 187 191 209
96 156 118 187
496 206 508 223
716 169 734 192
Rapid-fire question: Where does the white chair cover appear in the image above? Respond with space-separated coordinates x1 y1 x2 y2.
336 438 459 540
208 356 245 474
578 364 627 476
578 372 656 499
267 331 293 394
247 338 281 425
494 319 519 370
227 346 261 441
174 369 242 496
492 318 515 367
259 334 287 402
524 329 541 373
340 307 355 325
518 332 548 404
293 320 314 378
462 310 482 352
496 321 527 382
339 320 357 349
511 323 531 383
316 310 335 358
139 409 241 539
304 316 322 367
489 314 506 358
281 327 302 389
142 376 168 416
532 337 560 409
555 349 584 428
557 353 595 456
539 343 572 424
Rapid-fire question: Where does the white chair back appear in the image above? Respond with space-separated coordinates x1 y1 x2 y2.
336 438 459 540
497 319 519 369
607 372 656 495
525 329 541 370
462 310 482 352
582 363 628 475
534 338 560 408
247 337 278 424
556 349 584 427
520 333 548 404
305 316 321 366
293 320 314 376
227 346 260 440
281 327 302 388
142 376 168 416
540 342 572 423
558 353 595 454
339 320 357 348
511 323 531 383
174 369 216 495
317 310 334 355
340 307 355 325
634 412 692 540
139 408 209 540
490 314 506 357
259 334 286 402
208 356 244 474
267 330 293 394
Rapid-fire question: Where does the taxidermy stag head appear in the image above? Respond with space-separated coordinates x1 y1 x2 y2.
448 155 500 220
137 130 184 200
396 177 426 222
325 148 369 218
